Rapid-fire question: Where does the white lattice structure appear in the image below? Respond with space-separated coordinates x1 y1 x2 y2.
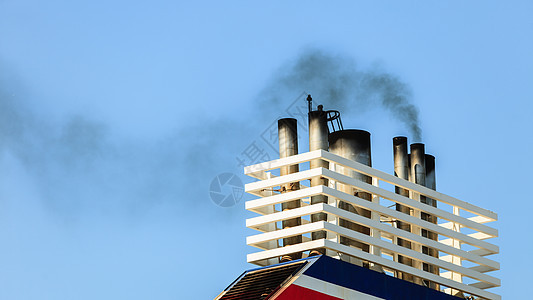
244 150 500 300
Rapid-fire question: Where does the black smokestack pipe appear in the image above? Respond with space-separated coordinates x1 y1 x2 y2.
278 118 302 262
308 104 329 256
424 154 439 289
393 137 414 282
409 143 426 286
410 144 426 187
329 130 372 266
410 143 439 289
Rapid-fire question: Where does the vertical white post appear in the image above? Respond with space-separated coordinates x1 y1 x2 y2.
326 162 339 258
370 176 382 256
449 205 463 295
263 172 280 265
410 189 423 285
370 176 383 272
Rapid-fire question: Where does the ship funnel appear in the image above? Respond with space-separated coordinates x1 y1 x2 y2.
329 129 372 266
278 118 302 262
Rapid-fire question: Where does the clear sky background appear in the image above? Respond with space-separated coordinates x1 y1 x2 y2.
0 1 531 299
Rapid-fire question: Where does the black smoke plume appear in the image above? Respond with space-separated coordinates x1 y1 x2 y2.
259 48 422 141
0 64 247 217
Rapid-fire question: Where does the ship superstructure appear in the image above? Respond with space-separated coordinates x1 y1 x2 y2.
216 97 500 300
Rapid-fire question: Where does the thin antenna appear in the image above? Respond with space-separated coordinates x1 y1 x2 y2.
306 94 312 112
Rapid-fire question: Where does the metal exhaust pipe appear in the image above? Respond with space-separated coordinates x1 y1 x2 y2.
410 143 426 187
410 143 439 289
308 105 329 256
425 155 436 191
329 129 372 266
393 137 414 282
424 154 439 289
409 143 426 285
278 118 302 262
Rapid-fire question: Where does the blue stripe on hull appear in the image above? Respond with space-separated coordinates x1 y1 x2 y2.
303 256 460 300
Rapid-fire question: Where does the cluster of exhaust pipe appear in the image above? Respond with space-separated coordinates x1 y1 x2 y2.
393 138 439 288
276 97 439 289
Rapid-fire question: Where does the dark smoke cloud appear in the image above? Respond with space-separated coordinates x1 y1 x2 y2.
259 48 422 141
0 64 248 218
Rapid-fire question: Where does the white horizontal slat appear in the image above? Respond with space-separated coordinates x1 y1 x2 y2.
469 281 495 290
247 239 324 264
245 168 323 195
440 232 493 246
246 186 322 214
244 150 322 175
441 265 496 282
246 203 324 229
440 215 493 230
440 249 496 265
247 222 324 247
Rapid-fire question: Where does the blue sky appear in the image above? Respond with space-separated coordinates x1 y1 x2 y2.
0 1 531 299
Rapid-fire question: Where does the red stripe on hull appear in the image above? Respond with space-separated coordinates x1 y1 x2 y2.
272 284 342 300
